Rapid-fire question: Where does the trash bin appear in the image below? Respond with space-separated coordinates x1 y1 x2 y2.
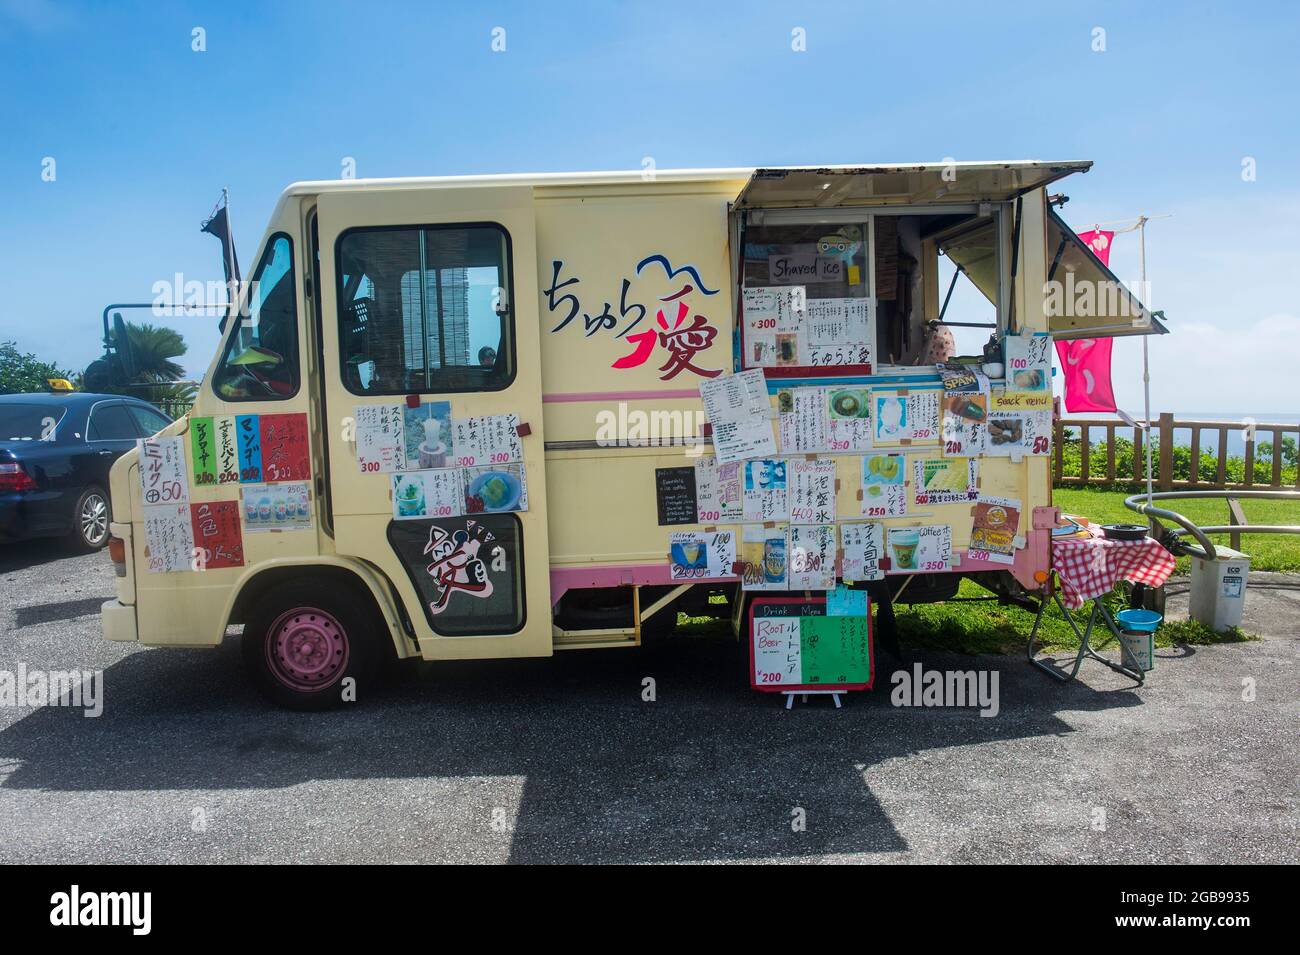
1189 546 1251 631
1116 608 1160 672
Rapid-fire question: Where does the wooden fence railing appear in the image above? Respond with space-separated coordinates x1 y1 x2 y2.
1054 414 1300 491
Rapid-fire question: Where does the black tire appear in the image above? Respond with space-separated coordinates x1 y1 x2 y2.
67 485 111 552
241 579 383 711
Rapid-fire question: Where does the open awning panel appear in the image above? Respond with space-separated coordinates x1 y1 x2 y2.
1045 206 1168 340
733 161 1093 210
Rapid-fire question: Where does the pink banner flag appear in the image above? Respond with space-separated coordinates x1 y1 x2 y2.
1055 337 1117 412
1055 226 1118 412
1076 228 1114 267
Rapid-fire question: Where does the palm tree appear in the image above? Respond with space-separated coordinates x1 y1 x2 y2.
106 322 197 415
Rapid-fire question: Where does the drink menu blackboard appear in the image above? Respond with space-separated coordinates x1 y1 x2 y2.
749 596 873 692
655 466 699 526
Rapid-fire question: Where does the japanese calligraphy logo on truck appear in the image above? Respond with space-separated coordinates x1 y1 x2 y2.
544 253 722 380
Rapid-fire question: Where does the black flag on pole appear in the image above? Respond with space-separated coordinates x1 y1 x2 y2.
201 204 241 285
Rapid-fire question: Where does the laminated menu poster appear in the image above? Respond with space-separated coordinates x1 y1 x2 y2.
985 391 1052 457
700 368 777 463
189 500 244 570
941 391 989 456
750 598 873 692
861 452 907 518
826 387 873 452
669 530 736 582
258 413 312 483
241 482 312 532
354 404 406 473
778 387 830 453
969 496 1021 565
464 464 528 513
742 286 805 367
742 458 788 522
788 523 837 590
451 414 523 468
138 435 189 506
872 390 940 447
142 502 195 573
839 521 885 582
804 298 873 369
789 458 837 524
1003 331 1052 396
392 469 464 521
739 524 788 591
235 414 263 483
888 524 952 573
693 457 743 523
913 456 979 506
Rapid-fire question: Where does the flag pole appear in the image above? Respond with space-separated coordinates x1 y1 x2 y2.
1139 214 1154 507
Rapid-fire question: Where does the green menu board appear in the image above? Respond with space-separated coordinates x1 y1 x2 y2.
189 417 218 486
751 599 873 690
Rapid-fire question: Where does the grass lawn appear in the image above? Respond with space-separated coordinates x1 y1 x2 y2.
1054 487 1300 573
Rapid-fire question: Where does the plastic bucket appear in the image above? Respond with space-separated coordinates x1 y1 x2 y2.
1116 608 1162 633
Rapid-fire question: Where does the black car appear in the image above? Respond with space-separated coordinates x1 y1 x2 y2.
0 393 174 551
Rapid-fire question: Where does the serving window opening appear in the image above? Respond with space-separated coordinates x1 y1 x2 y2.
737 207 1008 376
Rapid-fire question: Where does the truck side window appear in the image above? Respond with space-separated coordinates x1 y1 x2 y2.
212 234 300 400
335 224 514 395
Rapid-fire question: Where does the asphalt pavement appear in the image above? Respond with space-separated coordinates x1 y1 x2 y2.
0 540 1295 863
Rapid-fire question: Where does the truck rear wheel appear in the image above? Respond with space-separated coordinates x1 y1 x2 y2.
241 580 381 710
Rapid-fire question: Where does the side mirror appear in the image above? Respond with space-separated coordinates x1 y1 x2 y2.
112 313 138 379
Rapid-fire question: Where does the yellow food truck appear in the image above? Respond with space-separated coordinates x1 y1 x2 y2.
99 162 1163 708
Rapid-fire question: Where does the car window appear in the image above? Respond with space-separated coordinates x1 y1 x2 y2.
126 405 172 436
0 404 65 442
88 403 138 441
212 234 300 400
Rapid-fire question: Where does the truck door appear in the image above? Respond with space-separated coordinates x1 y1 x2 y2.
315 186 553 659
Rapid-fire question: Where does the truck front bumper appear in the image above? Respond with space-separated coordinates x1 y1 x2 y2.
101 599 138 643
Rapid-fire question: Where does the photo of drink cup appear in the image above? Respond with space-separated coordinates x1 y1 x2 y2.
890 528 921 570
244 500 258 523
257 498 272 522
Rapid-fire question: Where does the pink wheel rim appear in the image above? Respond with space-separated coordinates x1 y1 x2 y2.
266 607 349 692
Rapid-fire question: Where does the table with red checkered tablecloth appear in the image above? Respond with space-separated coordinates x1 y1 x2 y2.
1051 525 1177 609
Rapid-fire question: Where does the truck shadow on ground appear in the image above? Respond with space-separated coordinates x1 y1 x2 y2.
0 634 1144 863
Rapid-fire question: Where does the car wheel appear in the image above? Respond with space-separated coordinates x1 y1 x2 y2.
241 580 382 710
68 486 111 551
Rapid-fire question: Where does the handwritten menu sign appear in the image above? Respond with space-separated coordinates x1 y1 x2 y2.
913 456 978 506
739 524 787 591
742 287 805 367
839 521 885 581
872 390 940 447
354 404 406 473
235 414 263 483
861 453 907 518
888 524 952 573
655 466 699 526
742 458 789 522
986 391 1052 457
700 369 777 464
258 413 312 483
137 435 189 505
392 469 463 521
750 598 873 691
452 414 522 468
788 523 836 590
143 502 194 573
669 530 736 581
190 418 218 486
214 415 240 485
694 457 742 523
778 387 830 453
1003 332 1052 395
189 500 244 569
789 459 836 524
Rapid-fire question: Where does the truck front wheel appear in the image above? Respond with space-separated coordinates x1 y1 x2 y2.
241 580 381 710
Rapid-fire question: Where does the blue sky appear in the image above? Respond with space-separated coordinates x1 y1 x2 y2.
2 0 1297 413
